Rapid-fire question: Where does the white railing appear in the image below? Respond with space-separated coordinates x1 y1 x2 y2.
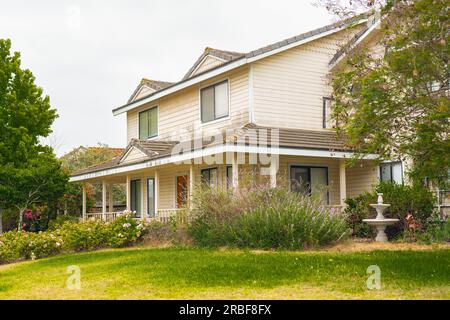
85 212 122 222
151 209 190 224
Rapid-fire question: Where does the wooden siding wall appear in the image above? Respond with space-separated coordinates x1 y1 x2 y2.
127 66 249 142
346 160 379 198
252 28 363 130
191 56 226 77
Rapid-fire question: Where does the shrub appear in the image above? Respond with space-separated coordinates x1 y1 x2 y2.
344 182 437 239
107 214 147 248
189 185 350 249
47 214 80 230
0 210 149 264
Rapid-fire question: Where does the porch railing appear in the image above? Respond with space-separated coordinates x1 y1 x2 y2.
85 209 190 224
86 212 122 222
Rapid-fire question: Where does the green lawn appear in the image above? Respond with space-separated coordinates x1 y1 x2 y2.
0 247 449 299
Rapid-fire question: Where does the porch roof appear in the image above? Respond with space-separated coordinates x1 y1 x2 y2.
70 124 364 181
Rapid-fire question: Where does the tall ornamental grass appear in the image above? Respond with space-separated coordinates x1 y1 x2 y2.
189 184 350 249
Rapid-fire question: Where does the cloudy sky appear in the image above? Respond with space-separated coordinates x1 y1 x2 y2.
1 0 334 156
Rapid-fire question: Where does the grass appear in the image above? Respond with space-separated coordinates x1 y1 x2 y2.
0 246 449 300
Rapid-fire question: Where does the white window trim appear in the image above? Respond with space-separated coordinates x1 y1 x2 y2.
198 78 231 127
137 105 159 140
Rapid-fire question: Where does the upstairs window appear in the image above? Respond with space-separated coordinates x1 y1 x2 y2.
380 162 403 184
323 97 333 129
139 106 158 140
201 80 229 123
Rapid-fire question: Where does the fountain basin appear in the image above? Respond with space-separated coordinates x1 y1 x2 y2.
363 218 399 242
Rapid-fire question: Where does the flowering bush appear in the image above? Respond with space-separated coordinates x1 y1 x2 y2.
0 210 149 265
107 211 147 247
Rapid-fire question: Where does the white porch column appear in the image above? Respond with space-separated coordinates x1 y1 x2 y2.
189 164 195 209
82 184 87 220
339 159 347 206
154 170 160 216
270 157 278 188
102 181 107 220
232 152 239 191
108 183 113 213
126 175 131 210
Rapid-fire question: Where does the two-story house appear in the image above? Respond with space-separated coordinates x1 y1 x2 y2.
70 14 391 221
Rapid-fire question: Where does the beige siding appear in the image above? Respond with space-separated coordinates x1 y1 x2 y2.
132 86 155 102
191 56 225 77
346 160 378 198
252 28 363 130
127 66 249 142
121 147 147 164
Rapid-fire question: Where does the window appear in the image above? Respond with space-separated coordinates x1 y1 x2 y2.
380 162 403 184
201 168 218 187
290 166 329 204
130 179 142 218
147 178 155 217
226 166 233 189
323 97 332 129
201 80 229 123
139 106 158 140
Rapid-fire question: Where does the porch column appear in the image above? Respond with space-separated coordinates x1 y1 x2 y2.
270 157 278 188
108 183 113 213
232 152 239 191
102 180 107 220
126 175 131 210
339 159 347 206
82 184 87 220
189 164 195 209
154 170 160 216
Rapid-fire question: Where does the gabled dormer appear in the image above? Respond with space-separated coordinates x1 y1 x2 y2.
182 47 245 80
128 78 174 103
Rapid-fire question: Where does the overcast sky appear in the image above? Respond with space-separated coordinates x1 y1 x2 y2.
1 0 334 156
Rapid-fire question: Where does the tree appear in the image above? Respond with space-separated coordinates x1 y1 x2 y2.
319 0 449 186
59 144 126 214
0 39 68 231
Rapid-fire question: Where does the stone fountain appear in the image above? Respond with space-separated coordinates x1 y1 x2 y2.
363 193 399 242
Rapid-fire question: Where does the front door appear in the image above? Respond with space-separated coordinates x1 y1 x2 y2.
176 175 189 208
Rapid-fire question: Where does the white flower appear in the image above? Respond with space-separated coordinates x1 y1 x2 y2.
118 233 123 238
137 224 143 230
56 242 61 247
31 252 36 260
123 223 131 228
50 234 55 239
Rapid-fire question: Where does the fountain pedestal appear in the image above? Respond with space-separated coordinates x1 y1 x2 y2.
363 193 399 243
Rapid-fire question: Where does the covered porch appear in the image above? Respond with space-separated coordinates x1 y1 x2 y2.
75 153 378 222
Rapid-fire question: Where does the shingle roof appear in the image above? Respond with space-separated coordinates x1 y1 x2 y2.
182 47 245 80
115 13 372 113
127 78 174 103
71 124 350 177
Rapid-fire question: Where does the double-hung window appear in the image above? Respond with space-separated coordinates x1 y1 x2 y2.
380 162 403 184
139 106 158 139
201 168 218 187
201 80 229 123
290 166 329 204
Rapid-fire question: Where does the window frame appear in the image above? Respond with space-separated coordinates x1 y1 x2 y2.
200 79 230 124
201 167 219 187
323 97 332 129
130 179 142 218
226 165 233 189
289 164 330 204
138 105 159 140
380 161 404 184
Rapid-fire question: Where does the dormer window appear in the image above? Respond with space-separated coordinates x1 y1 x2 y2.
201 80 229 123
139 106 158 140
